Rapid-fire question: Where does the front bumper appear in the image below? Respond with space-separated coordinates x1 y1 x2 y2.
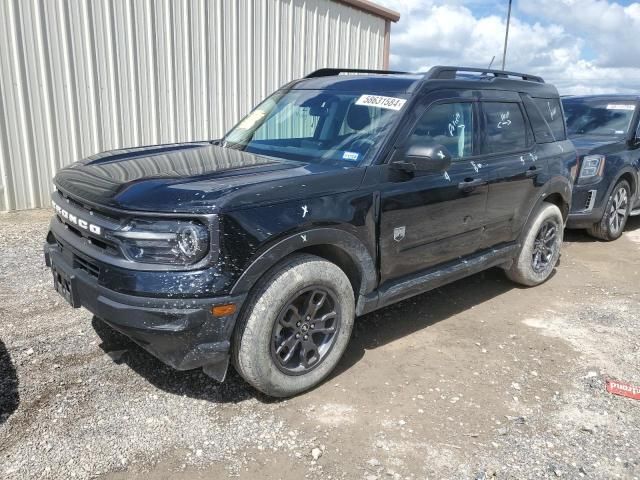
44 242 245 381
567 180 607 229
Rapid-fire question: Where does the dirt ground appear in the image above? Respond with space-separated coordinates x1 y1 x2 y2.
0 209 638 480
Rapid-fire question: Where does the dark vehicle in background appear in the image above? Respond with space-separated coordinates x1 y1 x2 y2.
45 66 576 397
562 95 640 240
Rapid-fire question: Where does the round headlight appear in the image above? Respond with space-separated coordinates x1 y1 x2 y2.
177 224 203 258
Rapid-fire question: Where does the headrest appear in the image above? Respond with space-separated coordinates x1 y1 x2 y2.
346 105 371 131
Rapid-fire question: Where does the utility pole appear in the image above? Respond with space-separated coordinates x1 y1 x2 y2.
501 0 513 70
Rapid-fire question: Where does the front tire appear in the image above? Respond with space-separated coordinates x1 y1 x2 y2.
506 203 563 287
232 254 355 397
587 180 631 241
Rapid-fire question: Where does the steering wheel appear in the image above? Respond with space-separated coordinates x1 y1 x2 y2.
349 137 375 153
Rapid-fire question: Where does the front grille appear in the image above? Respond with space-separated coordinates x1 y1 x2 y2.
54 237 101 279
61 191 120 223
52 189 122 256
73 254 100 278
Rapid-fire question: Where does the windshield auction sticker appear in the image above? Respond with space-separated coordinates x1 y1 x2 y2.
356 95 407 111
606 104 636 111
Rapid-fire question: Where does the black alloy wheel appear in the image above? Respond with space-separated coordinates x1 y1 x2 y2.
270 287 341 375
531 219 559 273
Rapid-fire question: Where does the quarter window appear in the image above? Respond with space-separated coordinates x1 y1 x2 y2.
481 102 528 154
523 96 555 143
533 97 566 141
408 102 474 159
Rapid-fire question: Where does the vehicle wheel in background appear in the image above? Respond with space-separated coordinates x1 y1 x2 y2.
587 180 631 241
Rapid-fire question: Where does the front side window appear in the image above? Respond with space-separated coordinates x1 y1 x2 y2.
562 98 637 137
481 102 528 154
408 102 474 159
223 90 407 165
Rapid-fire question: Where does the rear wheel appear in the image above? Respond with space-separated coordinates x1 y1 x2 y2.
587 180 631 241
505 203 563 286
232 254 355 397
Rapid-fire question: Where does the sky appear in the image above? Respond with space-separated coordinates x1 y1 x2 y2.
376 0 640 95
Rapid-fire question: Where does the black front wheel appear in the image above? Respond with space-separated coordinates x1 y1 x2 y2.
271 287 341 375
233 254 355 397
587 180 631 241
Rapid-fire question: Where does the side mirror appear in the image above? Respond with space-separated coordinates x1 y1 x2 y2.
391 143 453 173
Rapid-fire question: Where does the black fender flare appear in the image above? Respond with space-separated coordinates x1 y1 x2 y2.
517 177 572 245
230 228 377 297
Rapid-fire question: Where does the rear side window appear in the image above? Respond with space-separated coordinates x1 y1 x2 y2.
481 102 528 154
533 97 566 141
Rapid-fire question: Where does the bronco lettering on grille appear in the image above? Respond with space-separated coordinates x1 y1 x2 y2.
52 200 102 236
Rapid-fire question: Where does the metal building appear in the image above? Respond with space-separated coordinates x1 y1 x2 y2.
0 0 399 212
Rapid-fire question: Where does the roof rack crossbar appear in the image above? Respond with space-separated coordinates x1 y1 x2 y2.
305 68 408 78
425 66 544 83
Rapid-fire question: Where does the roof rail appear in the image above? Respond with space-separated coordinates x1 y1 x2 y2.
305 68 408 78
425 66 545 84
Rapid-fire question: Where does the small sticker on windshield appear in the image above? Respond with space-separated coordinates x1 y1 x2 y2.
606 104 636 111
342 151 359 161
356 95 406 111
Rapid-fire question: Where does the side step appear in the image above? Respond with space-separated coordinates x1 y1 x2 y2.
357 243 518 315
630 207 640 217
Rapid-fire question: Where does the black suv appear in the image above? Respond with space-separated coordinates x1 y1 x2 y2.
562 95 640 240
45 66 576 397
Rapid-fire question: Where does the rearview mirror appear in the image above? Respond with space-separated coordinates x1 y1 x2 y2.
391 143 452 173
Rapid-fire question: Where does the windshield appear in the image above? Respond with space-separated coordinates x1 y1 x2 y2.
563 98 637 136
222 90 407 165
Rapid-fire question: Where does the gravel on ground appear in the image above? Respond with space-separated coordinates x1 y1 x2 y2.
0 210 638 479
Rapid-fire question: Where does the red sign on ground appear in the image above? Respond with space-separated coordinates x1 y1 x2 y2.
606 379 640 400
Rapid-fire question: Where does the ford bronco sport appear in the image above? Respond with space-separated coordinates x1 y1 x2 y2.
562 95 640 240
45 66 576 397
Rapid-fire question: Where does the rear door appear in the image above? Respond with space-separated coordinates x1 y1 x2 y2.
377 92 489 284
475 94 542 248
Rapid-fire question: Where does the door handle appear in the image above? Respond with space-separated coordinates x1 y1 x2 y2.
525 166 539 178
458 178 487 191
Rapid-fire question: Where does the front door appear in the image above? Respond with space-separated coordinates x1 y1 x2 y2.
378 97 488 285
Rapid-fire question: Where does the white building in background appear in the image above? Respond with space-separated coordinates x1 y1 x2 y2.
0 0 399 211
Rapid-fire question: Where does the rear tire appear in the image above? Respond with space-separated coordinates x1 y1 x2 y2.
505 203 563 287
232 254 355 397
587 180 631 241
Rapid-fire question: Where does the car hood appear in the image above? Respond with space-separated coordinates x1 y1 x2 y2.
54 142 362 213
569 135 627 157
